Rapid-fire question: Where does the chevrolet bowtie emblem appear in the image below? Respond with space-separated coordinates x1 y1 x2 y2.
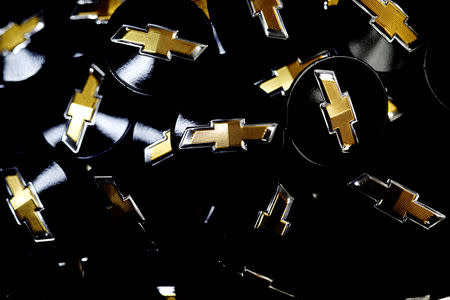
62 64 104 153
315 69 358 152
255 184 294 236
2 168 54 242
70 0 124 24
259 51 330 95
248 0 288 39
111 23 207 61
349 173 446 229
179 119 277 151
353 0 418 51
95 176 145 224
0 12 44 54
144 130 173 165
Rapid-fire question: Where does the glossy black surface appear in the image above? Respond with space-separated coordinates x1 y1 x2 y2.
286 56 387 168
39 57 132 159
0 1 77 84
1 0 450 300
424 40 449 110
105 0 214 97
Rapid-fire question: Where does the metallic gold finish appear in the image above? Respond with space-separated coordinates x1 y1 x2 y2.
70 0 124 24
323 0 339 9
315 70 358 152
255 184 294 236
353 0 418 51
95 176 145 222
3 168 53 242
179 119 277 151
248 0 288 39
144 130 172 164
387 98 402 121
349 173 446 229
192 0 210 19
259 51 330 94
63 64 104 153
327 0 339 6
0 14 44 53
111 24 207 61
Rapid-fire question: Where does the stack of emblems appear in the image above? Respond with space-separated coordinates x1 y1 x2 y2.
0 0 448 299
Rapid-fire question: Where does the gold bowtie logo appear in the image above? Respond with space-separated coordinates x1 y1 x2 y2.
2 168 53 242
349 173 446 229
0 13 44 54
144 130 173 165
259 51 330 95
70 0 124 24
315 70 358 152
353 0 418 51
179 119 277 151
111 23 207 60
255 184 294 236
248 0 288 39
63 64 104 153
95 176 145 223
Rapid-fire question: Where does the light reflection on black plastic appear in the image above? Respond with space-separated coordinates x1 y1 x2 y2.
2 48 45 82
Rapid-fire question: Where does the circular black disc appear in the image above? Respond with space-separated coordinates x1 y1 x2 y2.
286 56 387 168
104 0 213 97
424 41 449 110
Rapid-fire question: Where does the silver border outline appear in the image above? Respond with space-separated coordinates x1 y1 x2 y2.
254 183 294 236
69 0 125 25
178 118 278 152
2 167 54 242
94 175 146 224
144 129 173 165
0 11 45 56
62 64 105 153
349 173 446 229
314 69 359 153
110 23 208 61
247 0 289 39
352 0 419 52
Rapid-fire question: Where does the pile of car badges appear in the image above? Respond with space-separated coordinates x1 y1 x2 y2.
0 0 448 299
